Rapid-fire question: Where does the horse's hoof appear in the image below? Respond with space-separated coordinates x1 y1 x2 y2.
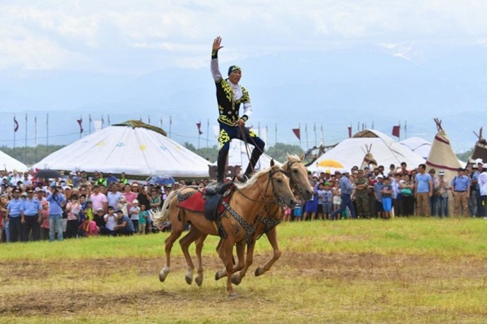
159 272 166 282
231 274 241 285
195 276 203 287
185 275 192 285
215 271 224 281
228 292 238 299
254 267 263 277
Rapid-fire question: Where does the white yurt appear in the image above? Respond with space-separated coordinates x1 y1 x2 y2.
33 120 211 178
399 137 432 160
0 150 28 172
312 129 425 172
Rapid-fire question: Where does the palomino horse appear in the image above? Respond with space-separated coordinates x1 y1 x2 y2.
153 161 297 296
176 154 313 287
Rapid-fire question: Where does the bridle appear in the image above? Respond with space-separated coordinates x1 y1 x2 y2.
257 158 309 235
233 166 290 206
222 166 290 244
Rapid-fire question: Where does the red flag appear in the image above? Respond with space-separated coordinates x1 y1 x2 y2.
348 126 352 138
14 117 18 132
292 128 300 140
392 125 400 137
196 122 203 135
77 118 84 134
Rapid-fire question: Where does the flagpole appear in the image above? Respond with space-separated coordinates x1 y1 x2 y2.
78 116 83 139
46 113 49 155
405 120 407 139
169 116 172 138
24 113 28 162
107 114 110 126
13 116 16 157
299 123 301 148
197 120 201 150
275 123 277 157
34 116 38 162
320 125 324 145
89 114 92 134
305 124 308 149
206 119 209 148
314 123 317 146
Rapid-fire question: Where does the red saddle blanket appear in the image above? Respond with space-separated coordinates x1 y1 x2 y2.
177 191 206 213
176 189 231 215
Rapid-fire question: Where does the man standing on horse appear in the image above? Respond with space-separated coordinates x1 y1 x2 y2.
211 36 265 186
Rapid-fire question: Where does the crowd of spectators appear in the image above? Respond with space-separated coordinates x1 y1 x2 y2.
0 170 198 243
288 160 487 221
0 160 486 243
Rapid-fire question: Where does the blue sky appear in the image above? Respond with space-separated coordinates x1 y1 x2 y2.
0 0 486 153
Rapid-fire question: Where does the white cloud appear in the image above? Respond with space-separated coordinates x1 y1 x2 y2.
0 0 485 72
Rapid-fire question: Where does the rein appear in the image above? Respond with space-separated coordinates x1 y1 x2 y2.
256 158 307 236
222 167 288 244
237 124 265 175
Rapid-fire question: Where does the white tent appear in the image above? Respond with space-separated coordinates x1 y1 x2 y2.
399 137 432 159
401 136 466 167
0 150 28 172
311 129 425 172
227 139 276 170
33 121 211 178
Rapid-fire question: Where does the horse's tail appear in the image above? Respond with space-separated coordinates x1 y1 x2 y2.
151 190 177 227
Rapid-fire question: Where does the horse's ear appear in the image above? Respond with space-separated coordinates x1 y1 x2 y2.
270 159 275 167
299 153 305 161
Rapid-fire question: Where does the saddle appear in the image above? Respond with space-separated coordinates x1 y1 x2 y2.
203 182 234 222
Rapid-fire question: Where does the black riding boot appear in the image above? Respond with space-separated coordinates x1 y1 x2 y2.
243 147 263 178
216 149 228 184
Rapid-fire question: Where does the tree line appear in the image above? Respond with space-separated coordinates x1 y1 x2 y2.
1 143 473 168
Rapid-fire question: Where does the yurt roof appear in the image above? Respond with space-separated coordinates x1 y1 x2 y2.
0 150 28 172
33 120 210 178
399 137 432 160
311 129 425 171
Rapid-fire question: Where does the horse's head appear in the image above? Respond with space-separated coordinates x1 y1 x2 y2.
242 160 297 209
283 153 314 201
267 161 297 208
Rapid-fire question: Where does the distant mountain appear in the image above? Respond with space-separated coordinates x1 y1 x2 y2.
0 43 485 153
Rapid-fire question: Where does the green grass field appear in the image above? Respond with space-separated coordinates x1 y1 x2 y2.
0 217 486 323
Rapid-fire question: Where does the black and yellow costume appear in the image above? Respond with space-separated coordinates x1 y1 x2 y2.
211 50 265 183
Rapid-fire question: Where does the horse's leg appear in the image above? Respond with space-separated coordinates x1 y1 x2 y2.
215 241 245 281
194 234 208 286
214 238 226 280
217 238 236 297
255 227 281 276
159 210 185 282
179 226 204 285
231 240 254 285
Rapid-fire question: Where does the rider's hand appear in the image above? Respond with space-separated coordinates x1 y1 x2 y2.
213 37 223 52
236 119 245 127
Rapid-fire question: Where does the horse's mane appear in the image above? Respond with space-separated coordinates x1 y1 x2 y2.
286 153 301 162
235 165 281 190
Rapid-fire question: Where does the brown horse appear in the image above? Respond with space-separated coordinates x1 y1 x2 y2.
153 160 297 296
176 154 313 287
